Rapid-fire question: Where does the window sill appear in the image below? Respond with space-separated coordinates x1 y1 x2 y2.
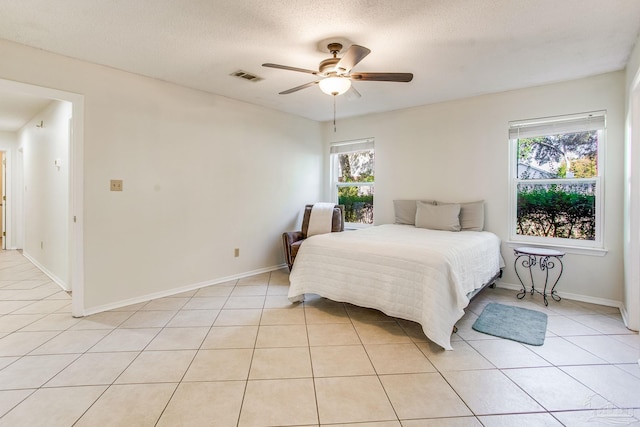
344 223 373 231
506 241 608 257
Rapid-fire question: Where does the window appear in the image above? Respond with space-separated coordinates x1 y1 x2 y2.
330 139 375 226
509 112 605 248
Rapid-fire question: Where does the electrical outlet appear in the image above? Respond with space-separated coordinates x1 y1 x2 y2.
110 180 123 191
234 248 240 257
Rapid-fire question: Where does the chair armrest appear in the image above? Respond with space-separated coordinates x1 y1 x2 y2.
282 231 304 271
283 231 304 246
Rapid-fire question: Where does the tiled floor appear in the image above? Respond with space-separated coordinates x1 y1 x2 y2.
0 249 639 426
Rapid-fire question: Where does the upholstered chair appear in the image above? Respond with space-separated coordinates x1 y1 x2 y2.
282 204 345 271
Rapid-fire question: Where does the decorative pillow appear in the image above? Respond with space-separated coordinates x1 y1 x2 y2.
460 201 485 231
394 200 434 225
415 201 461 231
436 200 485 231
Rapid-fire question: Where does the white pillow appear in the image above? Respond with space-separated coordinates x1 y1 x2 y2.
415 201 461 231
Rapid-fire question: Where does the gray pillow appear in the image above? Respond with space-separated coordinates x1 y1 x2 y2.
415 201 461 231
436 200 485 231
459 201 485 231
393 200 433 225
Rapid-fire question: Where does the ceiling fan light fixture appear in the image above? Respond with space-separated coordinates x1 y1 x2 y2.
319 76 351 96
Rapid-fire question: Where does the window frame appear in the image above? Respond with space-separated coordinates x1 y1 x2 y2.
329 138 375 228
508 112 606 251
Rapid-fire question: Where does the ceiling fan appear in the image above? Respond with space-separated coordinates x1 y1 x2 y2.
262 43 413 98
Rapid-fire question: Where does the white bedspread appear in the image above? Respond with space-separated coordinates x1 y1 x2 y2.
288 224 502 350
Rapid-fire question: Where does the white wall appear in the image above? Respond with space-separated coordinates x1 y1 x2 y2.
19 100 71 289
623 32 640 330
324 72 626 306
0 131 19 249
0 39 323 313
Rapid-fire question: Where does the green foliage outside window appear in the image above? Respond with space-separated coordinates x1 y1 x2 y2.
338 191 373 224
517 185 595 240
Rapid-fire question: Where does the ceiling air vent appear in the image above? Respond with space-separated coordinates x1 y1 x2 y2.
230 70 263 82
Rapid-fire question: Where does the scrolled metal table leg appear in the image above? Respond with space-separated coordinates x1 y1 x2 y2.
537 254 565 306
541 255 551 306
549 256 563 302
514 253 528 299
527 254 537 296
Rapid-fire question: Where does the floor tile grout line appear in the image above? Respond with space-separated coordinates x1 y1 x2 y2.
73 277 234 426
231 275 266 427
0 387 39 422
68 383 112 426
345 301 404 424
302 290 322 426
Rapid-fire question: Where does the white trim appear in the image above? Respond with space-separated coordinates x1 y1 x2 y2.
81 264 287 316
22 250 70 292
69 98 84 317
336 182 374 188
619 304 639 332
496 280 623 309
344 223 372 230
505 241 608 257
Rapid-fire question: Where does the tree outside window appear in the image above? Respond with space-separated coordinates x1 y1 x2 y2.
337 149 374 224
330 139 375 226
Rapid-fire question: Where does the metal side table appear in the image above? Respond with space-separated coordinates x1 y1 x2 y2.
514 246 565 306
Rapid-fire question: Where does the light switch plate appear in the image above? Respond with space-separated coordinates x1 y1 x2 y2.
110 180 123 191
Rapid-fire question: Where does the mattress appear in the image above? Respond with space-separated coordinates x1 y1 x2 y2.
288 224 502 350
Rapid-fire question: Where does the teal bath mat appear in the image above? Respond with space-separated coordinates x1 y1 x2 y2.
472 302 548 346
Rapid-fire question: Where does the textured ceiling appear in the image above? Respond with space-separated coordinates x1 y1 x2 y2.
0 0 640 129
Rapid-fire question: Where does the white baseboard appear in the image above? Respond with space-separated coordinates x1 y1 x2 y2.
495 280 623 310
618 305 640 332
22 250 70 292
82 263 288 316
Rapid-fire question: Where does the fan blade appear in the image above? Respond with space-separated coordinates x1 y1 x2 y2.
262 63 318 75
336 45 371 74
350 72 413 82
279 81 319 94
345 85 361 100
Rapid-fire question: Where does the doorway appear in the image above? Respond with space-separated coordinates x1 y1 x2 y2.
0 77 84 317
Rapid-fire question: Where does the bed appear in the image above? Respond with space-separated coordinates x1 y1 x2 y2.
288 221 503 350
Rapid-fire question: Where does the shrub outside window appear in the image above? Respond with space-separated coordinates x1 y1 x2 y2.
330 139 374 226
509 112 605 248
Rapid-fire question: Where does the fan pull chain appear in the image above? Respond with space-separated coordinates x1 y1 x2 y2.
333 95 337 132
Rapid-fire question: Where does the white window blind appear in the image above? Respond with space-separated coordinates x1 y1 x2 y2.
509 111 605 140
330 138 374 154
